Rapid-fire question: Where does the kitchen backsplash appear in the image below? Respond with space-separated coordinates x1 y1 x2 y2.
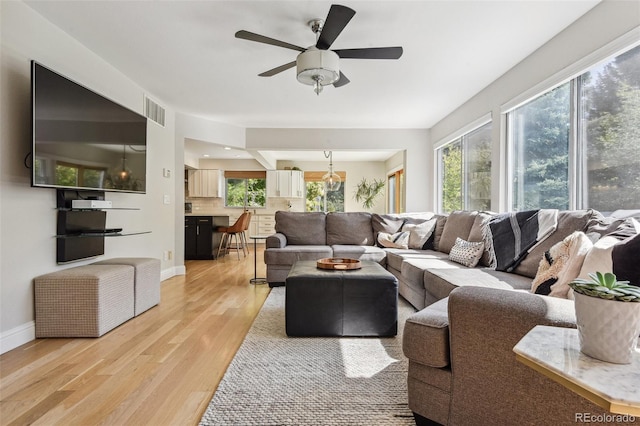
186 196 305 215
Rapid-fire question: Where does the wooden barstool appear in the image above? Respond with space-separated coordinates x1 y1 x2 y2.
216 212 250 259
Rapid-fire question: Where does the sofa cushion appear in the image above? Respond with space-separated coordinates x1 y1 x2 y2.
425 268 530 301
585 212 640 241
372 213 405 235
275 212 327 245
403 297 450 368
531 231 592 298
425 215 448 251
385 249 448 271
264 245 333 265
512 209 596 278
401 257 461 288
438 211 478 254
467 211 495 266
331 245 387 264
399 212 436 222
326 212 375 246
480 269 535 290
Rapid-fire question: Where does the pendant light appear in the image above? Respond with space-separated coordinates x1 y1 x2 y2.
322 151 341 191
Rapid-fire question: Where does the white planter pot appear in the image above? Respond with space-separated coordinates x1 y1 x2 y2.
574 292 640 364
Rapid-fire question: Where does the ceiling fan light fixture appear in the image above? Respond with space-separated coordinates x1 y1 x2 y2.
313 75 324 95
296 48 339 94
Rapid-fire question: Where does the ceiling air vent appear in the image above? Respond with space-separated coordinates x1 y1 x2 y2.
144 96 165 127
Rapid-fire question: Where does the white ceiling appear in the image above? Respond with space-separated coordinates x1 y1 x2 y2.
185 138 398 162
26 0 599 162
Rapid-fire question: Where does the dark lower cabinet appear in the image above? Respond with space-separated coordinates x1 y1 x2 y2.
185 216 213 260
185 216 229 260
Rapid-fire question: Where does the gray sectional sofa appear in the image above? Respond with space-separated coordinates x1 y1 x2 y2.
265 210 588 307
265 209 639 425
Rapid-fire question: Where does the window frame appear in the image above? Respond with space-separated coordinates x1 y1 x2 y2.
434 116 492 213
387 168 404 213
303 171 346 212
223 170 267 209
504 40 640 211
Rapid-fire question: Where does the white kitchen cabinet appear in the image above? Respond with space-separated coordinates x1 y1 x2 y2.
266 170 304 198
229 213 273 242
187 169 223 198
257 214 276 236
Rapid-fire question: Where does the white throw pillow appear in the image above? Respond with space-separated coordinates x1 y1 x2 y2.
377 231 410 249
448 237 485 268
530 231 593 299
575 236 619 280
402 218 437 249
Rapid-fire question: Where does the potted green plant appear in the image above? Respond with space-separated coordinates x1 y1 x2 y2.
569 272 640 364
353 178 385 210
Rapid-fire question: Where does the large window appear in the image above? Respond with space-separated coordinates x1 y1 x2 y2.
225 171 266 208
580 45 640 211
304 171 345 212
509 83 570 210
508 44 640 212
437 122 492 213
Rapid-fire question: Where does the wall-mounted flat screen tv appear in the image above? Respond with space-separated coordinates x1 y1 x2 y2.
31 61 147 193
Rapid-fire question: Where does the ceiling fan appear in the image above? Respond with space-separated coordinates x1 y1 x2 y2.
235 4 403 95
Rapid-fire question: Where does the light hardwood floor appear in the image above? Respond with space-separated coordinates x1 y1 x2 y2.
0 247 271 425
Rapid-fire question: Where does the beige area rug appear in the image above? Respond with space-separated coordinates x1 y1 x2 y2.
199 286 417 425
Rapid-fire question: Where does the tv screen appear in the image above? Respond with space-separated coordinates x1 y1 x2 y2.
31 61 147 193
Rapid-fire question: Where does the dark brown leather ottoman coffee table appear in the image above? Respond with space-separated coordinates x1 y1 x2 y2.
285 260 398 337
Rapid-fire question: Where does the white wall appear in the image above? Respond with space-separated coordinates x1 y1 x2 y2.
0 2 178 353
430 0 640 213
246 128 431 211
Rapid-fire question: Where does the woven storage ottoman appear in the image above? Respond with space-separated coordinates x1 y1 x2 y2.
94 257 160 315
34 265 135 338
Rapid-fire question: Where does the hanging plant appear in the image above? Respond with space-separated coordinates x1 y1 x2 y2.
354 178 385 209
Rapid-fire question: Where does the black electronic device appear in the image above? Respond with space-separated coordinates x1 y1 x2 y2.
56 209 106 263
31 61 147 193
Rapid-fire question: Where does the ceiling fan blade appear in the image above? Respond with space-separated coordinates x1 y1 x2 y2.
316 4 356 50
235 30 306 52
258 61 297 77
334 47 403 60
333 72 350 88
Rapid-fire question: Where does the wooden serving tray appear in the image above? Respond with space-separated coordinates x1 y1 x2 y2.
317 258 362 270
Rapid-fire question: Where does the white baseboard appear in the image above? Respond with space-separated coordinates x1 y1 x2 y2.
0 321 35 355
161 265 185 282
1 267 186 355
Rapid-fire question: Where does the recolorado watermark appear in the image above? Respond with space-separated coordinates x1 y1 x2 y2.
575 413 636 423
